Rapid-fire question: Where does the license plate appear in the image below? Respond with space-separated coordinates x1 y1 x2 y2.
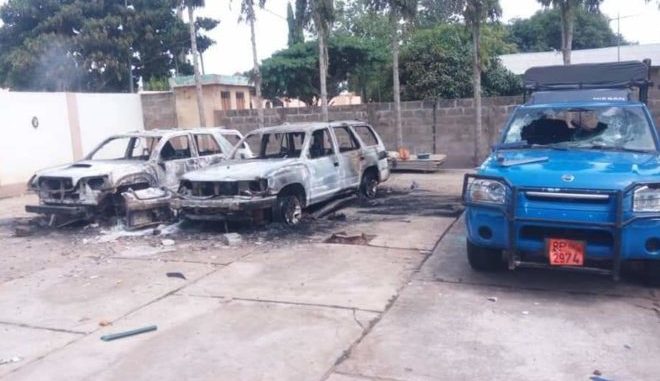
546 238 585 266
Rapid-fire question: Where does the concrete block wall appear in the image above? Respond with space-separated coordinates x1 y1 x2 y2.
141 92 177 130
214 96 523 168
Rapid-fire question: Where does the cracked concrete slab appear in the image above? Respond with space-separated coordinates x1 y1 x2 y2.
338 216 453 251
0 323 80 377
338 280 660 381
182 243 424 312
0 258 214 332
325 373 374 381
418 215 660 300
8 295 376 381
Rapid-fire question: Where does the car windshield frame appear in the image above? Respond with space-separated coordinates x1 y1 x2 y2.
500 105 658 153
233 131 307 160
87 135 162 161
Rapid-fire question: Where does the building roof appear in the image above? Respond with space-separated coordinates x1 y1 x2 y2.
169 74 252 88
500 43 660 75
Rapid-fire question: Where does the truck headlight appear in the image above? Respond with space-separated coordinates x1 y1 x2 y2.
82 176 110 190
633 185 660 212
467 179 507 205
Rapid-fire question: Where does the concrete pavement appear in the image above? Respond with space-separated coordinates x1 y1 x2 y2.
1 170 659 380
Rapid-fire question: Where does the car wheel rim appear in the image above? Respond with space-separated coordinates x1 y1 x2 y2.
284 198 302 225
366 179 378 198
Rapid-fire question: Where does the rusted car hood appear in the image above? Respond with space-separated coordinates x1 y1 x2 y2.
35 160 149 184
183 159 300 182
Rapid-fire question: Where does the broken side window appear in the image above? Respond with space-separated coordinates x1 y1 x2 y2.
353 125 379 147
194 134 222 156
309 129 335 159
161 135 192 161
333 126 361 153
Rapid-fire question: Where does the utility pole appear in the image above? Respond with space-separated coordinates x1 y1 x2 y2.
126 0 134 93
617 13 620 62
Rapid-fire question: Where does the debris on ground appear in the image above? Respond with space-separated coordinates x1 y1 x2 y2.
14 225 34 237
100 325 158 342
0 357 22 366
593 370 602 376
487 296 498 302
324 232 375 245
220 233 242 246
327 213 347 221
99 320 112 327
161 239 176 246
166 272 187 280
522 311 529 315
311 195 357 220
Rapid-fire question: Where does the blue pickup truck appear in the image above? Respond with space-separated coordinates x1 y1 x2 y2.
463 60 660 284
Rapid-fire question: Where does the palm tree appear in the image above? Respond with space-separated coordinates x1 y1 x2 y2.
462 0 501 166
367 0 418 150
183 0 207 127
239 0 267 128
309 0 334 122
537 0 603 65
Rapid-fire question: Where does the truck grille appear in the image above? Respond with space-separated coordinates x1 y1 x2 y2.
520 226 614 246
188 181 238 197
38 177 79 200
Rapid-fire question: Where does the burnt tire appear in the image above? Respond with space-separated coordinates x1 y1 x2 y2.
467 239 502 272
359 170 379 199
643 261 660 288
274 193 303 226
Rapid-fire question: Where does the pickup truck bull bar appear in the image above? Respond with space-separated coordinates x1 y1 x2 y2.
462 173 660 280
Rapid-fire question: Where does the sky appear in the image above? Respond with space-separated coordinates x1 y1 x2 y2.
199 0 660 75
0 0 658 75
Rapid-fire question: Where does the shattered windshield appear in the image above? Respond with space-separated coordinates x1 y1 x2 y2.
89 136 161 160
240 132 306 159
502 106 657 152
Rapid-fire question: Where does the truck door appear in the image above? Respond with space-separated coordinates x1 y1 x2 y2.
331 126 362 189
193 133 226 168
307 128 342 203
157 134 198 190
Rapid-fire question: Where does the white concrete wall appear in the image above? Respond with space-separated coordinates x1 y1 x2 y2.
77 93 144 155
0 92 144 189
0 92 73 186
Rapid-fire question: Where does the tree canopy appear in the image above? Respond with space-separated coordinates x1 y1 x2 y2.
506 7 625 53
399 23 520 101
0 0 218 92
260 35 383 105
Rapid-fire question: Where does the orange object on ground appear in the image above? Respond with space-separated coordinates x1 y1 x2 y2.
398 148 410 161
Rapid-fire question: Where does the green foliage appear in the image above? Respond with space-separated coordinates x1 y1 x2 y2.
260 35 383 105
0 0 218 92
144 76 171 91
416 0 463 26
507 7 626 52
399 24 521 100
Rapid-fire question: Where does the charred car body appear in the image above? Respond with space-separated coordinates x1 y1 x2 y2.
463 60 660 283
26 128 240 228
173 121 390 225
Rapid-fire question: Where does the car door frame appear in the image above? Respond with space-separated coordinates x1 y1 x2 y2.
330 124 363 190
304 127 343 205
153 132 200 190
192 131 228 169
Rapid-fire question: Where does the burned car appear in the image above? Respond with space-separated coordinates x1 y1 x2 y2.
26 128 240 228
172 121 390 225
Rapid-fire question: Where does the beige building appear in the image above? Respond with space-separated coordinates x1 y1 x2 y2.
170 74 254 128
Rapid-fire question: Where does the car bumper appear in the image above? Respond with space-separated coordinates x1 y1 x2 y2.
171 195 277 221
25 204 94 218
466 207 660 261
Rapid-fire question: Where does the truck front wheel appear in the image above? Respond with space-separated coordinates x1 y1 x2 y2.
274 194 303 226
467 239 502 272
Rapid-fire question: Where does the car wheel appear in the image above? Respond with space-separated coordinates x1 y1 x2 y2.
275 194 303 226
359 170 379 199
643 261 660 287
467 239 502 272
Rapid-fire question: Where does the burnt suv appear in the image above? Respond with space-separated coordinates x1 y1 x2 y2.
172 121 390 225
26 128 239 228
